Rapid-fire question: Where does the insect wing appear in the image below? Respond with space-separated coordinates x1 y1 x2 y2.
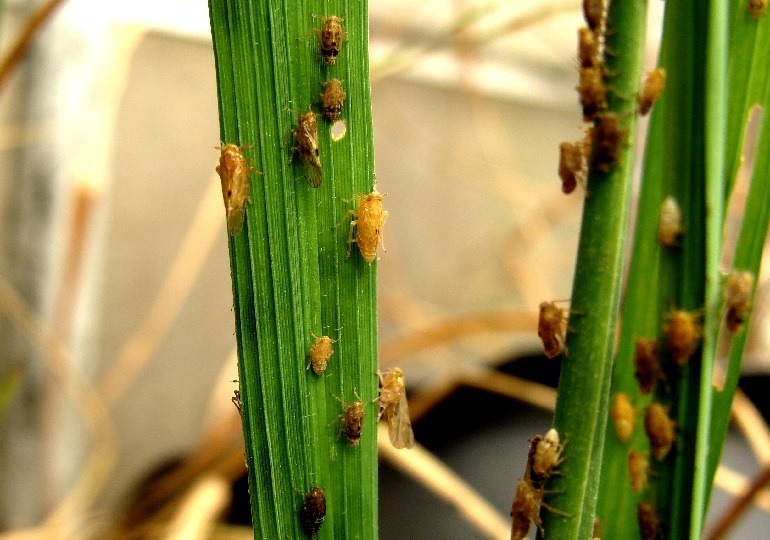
387 390 415 449
304 160 322 188
226 202 246 236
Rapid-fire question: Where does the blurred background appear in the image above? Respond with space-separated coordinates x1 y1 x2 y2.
0 0 769 538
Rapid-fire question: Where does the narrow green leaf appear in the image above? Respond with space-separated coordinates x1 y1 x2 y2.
706 0 770 506
208 1 377 537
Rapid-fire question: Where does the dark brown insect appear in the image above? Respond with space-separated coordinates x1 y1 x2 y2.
378 368 415 449
293 111 322 187
658 196 683 247
538 301 568 358
334 394 365 446
510 478 544 540
583 0 606 31
644 403 676 461
750 0 768 18
628 450 649 493
308 335 335 375
347 191 388 264
558 141 586 194
593 517 603 539
593 112 627 173
531 428 565 481
725 270 754 332
577 66 607 121
634 338 659 394
299 486 326 536
639 68 666 116
664 309 702 365
320 78 346 122
525 434 544 486
232 389 242 415
611 392 635 443
637 501 660 540
578 27 601 68
216 143 254 235
316 16 346 65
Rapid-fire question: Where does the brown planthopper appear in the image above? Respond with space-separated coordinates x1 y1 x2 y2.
583 0 606 31
638 68 666 116
510 478 544 540
538 301 569 358
637 501 660 540
333 393 365 447
377 367 415 449
644 403 676 461
558 141 586 194
634 338 660 395
293 110 322 187
664 309 702 365
577 66 608 121
593 112 627 173
216 143 254 235
724 270 754 332
578 27 601 69
347 190 388 264
749 0 768 18
299 486 327 536
320 78 346 122
308 334 336 375
316 16 346 65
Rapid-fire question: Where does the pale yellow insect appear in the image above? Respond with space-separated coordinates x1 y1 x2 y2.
216 143 254 235
725 270 754 332
377 367 414 449
627 450 649 493
638 68 666 116
308 335 335 375
347 190 388 264
293 111 322 187
658 196 683 247
320 78 346 122
644 403 676 461
531 428 565 480
610 392 635 443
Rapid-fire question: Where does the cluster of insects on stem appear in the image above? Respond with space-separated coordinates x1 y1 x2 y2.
510 428 567 539
558 0 666 193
